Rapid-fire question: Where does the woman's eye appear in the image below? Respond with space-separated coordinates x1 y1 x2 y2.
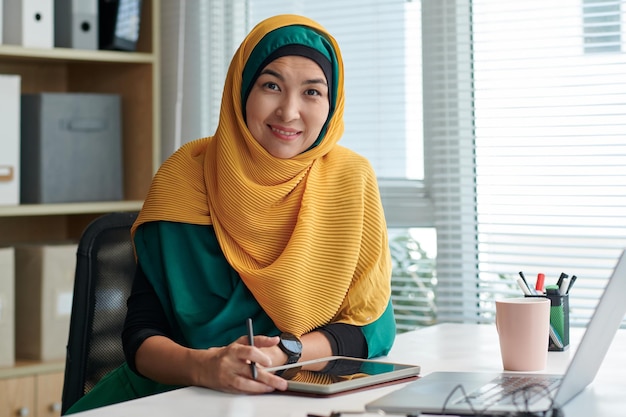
263 82 280 91
305 89 321 96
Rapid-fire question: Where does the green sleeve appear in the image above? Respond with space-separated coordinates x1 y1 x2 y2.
362 299 396 358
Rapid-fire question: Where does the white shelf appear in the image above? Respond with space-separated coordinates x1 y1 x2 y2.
0 201 143 217
0 45 155 64
0 361 64 380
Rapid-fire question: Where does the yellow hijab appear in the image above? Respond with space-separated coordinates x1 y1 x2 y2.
132 15 391 336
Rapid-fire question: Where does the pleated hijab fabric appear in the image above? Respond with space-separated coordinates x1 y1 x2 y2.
132 14 391 337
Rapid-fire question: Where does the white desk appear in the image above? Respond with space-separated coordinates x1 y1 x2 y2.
71 323 626 417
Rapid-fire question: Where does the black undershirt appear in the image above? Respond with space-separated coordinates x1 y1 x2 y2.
122 264 368 376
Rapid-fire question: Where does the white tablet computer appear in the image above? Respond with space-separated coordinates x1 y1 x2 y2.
265 356 421 397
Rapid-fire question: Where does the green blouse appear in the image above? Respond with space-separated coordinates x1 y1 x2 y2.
64 221 395 414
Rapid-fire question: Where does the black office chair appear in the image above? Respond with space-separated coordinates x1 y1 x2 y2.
61 211 139 415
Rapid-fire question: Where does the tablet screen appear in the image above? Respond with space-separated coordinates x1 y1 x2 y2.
266 356 421 396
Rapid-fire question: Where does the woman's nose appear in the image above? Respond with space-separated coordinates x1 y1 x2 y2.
276 94 299 121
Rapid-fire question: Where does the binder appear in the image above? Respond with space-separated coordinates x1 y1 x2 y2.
55 0 98 50
3 0 53 48
99 0 142 51
15 243 77 361
0 0 3 44
0 75 20 206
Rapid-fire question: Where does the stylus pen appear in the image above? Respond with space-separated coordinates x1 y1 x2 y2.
246 317 258 380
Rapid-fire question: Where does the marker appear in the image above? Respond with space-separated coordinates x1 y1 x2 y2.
566 275 577 294
516 277 532 296
545 286 566 349
535 273 546 293
246 318 257 380
559 277 570 295
556 272 568 289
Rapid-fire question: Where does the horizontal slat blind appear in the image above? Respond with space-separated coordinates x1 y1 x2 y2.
421 0 481 323
423 0 626 327
160 0 246 159
471 0 626 326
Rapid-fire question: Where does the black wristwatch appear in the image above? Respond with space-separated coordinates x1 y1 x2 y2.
278 332 302 365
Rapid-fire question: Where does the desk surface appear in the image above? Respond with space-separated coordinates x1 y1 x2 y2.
72 323 626 417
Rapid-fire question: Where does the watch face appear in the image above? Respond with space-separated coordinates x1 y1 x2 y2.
281 333 302 353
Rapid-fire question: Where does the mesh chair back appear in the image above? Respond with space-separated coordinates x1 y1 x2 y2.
61 212 138 414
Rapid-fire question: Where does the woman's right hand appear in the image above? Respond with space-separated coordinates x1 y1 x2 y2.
136 333 288 394
194 334 288 394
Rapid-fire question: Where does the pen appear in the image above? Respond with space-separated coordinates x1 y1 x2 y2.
559 277 570 295
246 317 257 380
518 271 534 294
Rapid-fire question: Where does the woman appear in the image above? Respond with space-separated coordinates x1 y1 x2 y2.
65 14 395 414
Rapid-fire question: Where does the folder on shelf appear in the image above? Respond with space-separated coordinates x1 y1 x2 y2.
0 75 20 206
0 0 3 44
3 0 54 48
0 247 15 368
15 243 77 361
54 0 98 50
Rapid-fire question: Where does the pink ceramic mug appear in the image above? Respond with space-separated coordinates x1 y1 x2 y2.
495 297 550 371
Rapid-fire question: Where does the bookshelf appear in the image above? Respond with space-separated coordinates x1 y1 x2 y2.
0 1 161 414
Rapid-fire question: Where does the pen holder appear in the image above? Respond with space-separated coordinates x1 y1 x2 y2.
525 293 569 351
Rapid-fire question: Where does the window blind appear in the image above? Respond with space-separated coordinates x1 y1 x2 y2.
423 0 626 327
160 0 246 159
421 0 480 324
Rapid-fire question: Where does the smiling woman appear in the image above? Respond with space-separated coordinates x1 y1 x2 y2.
64 14 397 414
245 55 331 159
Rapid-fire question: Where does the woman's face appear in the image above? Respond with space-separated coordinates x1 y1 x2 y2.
245 55 330 159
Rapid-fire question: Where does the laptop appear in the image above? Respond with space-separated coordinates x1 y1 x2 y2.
366 250 626 416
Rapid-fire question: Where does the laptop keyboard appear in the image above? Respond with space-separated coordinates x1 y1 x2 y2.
458 375 561 407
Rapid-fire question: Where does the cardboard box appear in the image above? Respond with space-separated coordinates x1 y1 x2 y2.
0 247 15 367
20 93 123 203
14 243 77 361
0 75 20 206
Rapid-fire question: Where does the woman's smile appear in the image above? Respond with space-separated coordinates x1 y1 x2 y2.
269 125 302 140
